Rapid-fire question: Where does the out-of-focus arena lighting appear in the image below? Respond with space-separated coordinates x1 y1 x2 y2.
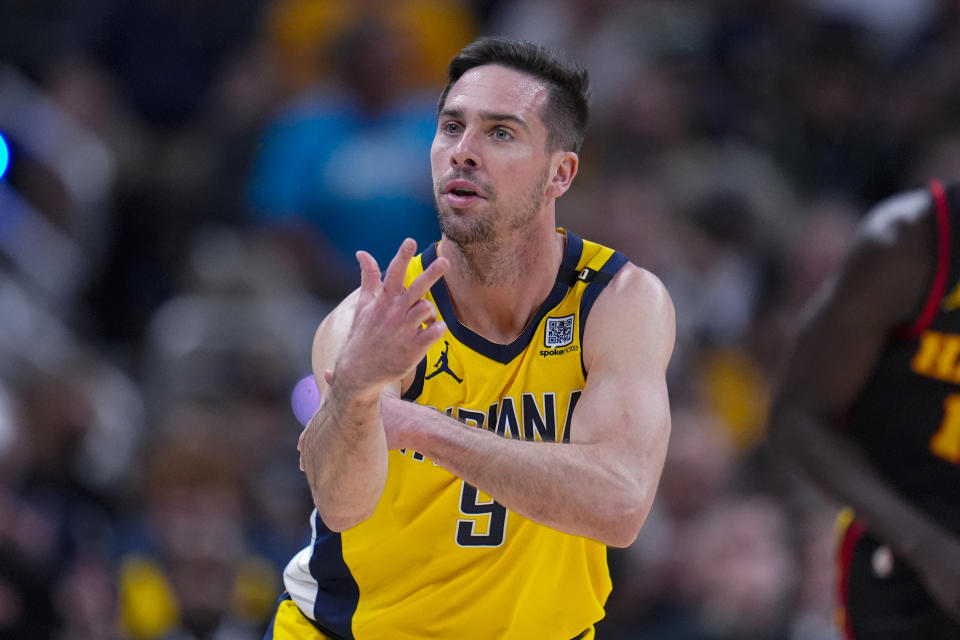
0 131 9 182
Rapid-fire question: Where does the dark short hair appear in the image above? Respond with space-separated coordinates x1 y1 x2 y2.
438 37 590 153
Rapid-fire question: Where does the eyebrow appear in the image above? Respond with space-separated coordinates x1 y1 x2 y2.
439 107 530 133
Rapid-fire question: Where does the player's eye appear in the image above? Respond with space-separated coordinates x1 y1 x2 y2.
442 122 462 135
492 128 512 141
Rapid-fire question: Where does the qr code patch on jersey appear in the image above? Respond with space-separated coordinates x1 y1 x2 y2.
544 314 575 348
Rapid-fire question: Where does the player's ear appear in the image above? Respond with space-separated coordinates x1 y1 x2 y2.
547 151 578 199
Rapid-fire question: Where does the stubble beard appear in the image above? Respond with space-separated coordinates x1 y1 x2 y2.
434 166 551 285
434 166 549 247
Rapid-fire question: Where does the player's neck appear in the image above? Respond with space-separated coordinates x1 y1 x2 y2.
439 224 565 344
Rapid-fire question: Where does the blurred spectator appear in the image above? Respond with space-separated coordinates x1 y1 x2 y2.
117 420 275 640
0 380 56 640
598 401 740 638
19 353 143 501
143 227 324 406
54 552 119 640
142 227 321 570
0 351 143 639
262 0 475 98
246 18 449 299
488 0 712 123
80 37 283 343
760 196 859 333
670 494 798 640
658 403 740 523
774 16 905 205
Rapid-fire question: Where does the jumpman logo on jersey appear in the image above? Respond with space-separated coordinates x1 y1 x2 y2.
425 341 463 383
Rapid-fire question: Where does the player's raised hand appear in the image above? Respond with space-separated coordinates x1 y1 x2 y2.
334 239 449 394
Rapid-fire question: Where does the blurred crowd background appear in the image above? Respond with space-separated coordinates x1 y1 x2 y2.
1 0 959 638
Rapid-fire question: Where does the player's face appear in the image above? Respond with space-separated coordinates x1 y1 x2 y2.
431 64 554 247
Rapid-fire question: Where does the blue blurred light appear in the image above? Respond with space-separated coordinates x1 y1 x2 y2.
0 131 9 182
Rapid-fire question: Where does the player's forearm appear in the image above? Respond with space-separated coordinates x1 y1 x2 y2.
302 381 388 532
386 398 650 547
769 403 949 561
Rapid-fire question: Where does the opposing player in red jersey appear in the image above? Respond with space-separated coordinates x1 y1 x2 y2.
769 181 960 638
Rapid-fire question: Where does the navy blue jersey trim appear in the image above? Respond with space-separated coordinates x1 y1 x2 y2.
421 233 584 364
263 594 285 639
308 511 358 639
264 593 346 640
579 251 630 377
402 357 427 401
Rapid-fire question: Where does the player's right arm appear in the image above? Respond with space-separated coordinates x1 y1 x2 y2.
298 239 449 532
768 188 960 622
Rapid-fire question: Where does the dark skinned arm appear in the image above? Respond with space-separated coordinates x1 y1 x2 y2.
768 188 960 623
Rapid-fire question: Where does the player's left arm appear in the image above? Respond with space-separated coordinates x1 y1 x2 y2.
572 263 675 540
385 264 675 547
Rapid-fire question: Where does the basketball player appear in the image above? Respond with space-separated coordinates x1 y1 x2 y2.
265 37 675 639
769 181 960 638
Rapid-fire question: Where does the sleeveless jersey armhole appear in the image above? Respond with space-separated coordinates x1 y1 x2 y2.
401 357 427 401
578 252 630 378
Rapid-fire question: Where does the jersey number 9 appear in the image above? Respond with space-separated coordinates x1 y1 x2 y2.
456 482 507 547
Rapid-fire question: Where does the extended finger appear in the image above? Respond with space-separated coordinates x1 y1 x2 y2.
356 251 382 300
405 299 438 326
413 318 447 349
405 256 450 302
382 238 417 296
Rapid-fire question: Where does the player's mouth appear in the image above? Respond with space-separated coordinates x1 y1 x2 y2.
443 179 486 207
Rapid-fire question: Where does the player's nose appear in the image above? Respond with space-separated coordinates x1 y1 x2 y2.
451 131 481 169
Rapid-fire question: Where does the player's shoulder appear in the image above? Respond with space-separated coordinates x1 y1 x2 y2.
604 262 673 312
583 262 676 361
857 187 933 257
829 187 936 319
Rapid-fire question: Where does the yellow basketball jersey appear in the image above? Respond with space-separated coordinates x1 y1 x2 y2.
283 230 628 639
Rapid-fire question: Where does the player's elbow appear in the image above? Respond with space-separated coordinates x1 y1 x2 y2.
604 525 642 548
601 489 651 548
321 516 363 533
316 503 376 533
310 480 382 533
